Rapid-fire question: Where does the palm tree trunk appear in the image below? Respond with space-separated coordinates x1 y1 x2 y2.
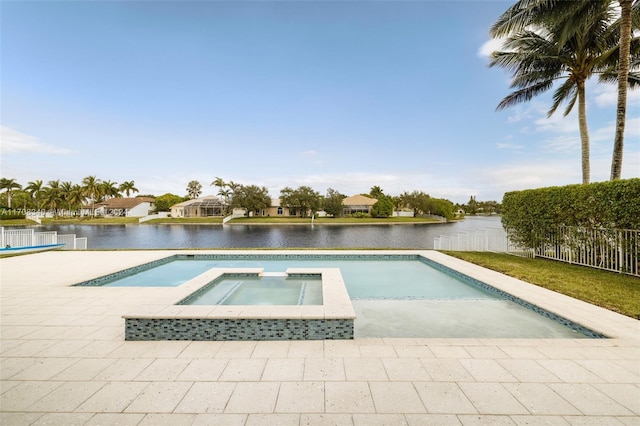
577 80 590 184
610 0 632 180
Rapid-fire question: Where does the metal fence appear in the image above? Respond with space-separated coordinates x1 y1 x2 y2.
1 227 87 250
434 226 639 277
535 227 638 276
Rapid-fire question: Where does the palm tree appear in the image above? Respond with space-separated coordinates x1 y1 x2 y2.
66 185 86 216
186 180 202 199
25 180 43 207
490 1 628 184
610 0 638 180
101 180 121 200
40 181 62 217
0 178 22 208
82 175 100 217
211 177 226 190
119 180 139 197
60 181 74 216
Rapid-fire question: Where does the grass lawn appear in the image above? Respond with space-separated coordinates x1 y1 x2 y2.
445 251 640 319
144 217 223 224
226 216 443 224
41 217 140 225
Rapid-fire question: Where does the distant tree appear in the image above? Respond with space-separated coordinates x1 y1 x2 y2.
100 180 121 200
82 175 101 216
154 193 185 212
119 181 139 197
0 178 22 208
25 180 43 207
369 186 384 199
371 196 394 218
399 190 430 217
426 198 455 220
211 177 226 190
186 180 202 199
40 181 63 217
322 188 346 217
231 185 271 216
467 196 478 215
279 186 321 218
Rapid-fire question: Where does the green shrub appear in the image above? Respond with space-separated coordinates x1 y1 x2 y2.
502 179 640 248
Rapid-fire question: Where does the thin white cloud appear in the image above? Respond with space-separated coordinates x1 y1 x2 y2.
496 142 523 150
534 110 579 134
0 126 76 155
593 83 640 108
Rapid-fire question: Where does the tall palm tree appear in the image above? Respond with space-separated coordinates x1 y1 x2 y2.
611 0 639 180
82 175 100 217
119 180 139 197
490 1 632 184
0 178 22 208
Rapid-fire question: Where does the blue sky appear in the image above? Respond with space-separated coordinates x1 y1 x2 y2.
2 0 638 204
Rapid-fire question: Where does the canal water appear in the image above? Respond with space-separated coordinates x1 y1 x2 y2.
36 216 502 249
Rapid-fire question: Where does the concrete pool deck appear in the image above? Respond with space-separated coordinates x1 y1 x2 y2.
1 250 638 425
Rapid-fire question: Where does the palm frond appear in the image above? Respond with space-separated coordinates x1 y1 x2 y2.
548 78 577 117
496 79 554 110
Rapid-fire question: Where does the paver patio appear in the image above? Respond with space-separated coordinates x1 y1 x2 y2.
1 250 638 425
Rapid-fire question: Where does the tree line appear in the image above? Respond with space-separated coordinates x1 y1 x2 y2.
0 176 139 216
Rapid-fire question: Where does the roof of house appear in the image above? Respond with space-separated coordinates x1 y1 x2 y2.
171 195 226 209
342 194 377 206
96 197 154 209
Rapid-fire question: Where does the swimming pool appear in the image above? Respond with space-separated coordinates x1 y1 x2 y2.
181 273 323 306
79 254 604 339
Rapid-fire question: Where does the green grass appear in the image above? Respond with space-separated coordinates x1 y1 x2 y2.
144 217 223 224
40 217 140 225
226 216 443 224
444 251 640 319
0 219 36 226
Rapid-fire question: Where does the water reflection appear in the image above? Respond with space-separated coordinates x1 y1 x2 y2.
36 216 502 249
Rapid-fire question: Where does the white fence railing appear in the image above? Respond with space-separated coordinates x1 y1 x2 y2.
534 227 638 276
434 226 639 277
139 212 169 223
1 227 87 250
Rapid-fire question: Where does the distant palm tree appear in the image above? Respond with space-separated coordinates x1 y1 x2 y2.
101 180 121 200
40 181 62 217
82 175 100 217
490 1 632 184
119 180 139 197
211 177 226 190
25 180 43 207
66 185 86 216
369 186 384 199
0 177 22 208
186 180 202 199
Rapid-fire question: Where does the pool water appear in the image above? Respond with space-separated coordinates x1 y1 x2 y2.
183 275 323 306
81 255 599 338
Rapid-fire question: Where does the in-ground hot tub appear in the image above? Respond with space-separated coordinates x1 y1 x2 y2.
123 268 355 341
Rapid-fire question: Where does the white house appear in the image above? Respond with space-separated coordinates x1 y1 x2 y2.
94 197 155 217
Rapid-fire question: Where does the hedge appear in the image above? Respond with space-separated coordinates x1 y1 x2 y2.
501 179 640 248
